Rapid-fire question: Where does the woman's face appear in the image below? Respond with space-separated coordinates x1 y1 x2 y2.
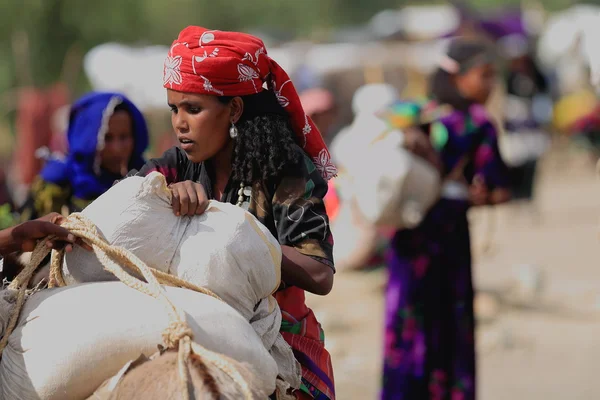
167 89 238 163
454 62 496 105
99 110 135 175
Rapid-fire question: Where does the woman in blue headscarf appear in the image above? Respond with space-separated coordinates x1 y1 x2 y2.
19 92 149 221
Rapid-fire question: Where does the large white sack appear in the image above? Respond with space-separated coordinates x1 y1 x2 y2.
0 282 278 400
349 129 441 229
60 172 300 389
63 171 281 321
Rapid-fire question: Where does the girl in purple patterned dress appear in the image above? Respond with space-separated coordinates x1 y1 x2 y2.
381 39 511 400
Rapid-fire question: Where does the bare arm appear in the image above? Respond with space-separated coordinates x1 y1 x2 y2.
402 127 443 172
489 188 511 205
0 213 76 256
281 246 334 296
469 176 512 207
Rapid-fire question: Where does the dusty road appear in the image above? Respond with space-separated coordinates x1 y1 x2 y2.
307 147 600 400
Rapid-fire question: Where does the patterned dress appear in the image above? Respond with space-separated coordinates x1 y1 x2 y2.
19 177 108 221
381 102 509 400
127 145 336 400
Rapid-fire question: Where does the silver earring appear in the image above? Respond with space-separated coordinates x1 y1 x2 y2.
229 122 238 139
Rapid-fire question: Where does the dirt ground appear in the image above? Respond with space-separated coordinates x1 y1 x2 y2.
306 145 600 400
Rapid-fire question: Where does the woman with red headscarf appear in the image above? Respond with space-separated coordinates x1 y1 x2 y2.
126 27 336 400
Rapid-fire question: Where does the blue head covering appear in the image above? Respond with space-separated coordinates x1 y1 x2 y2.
41 91 149 200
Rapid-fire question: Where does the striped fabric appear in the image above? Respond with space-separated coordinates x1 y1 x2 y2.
276 287 335 400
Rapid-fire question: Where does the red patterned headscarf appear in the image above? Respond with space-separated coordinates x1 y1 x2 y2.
164 26 337 181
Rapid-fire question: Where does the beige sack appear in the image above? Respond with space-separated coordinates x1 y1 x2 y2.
0 282 278 400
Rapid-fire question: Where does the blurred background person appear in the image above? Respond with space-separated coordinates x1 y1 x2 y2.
326 84 400 272
330 84 400 173
380 38 510 400
497 33 551 215
19 92 149 221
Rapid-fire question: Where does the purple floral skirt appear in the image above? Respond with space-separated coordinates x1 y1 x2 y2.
381 200 476 400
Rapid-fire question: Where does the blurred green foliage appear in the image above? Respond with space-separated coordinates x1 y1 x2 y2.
0 0 399 92
0 0 587 95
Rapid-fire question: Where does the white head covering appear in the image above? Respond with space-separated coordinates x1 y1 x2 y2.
351 83 400 116
331 84 400 176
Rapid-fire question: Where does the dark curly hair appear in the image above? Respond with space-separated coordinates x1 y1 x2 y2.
429 38 493 112
218 91 300 184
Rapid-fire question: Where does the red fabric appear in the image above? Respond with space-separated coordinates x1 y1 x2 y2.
164 26 337 181
568 105 600 135
323 180 340 222
295 391 314 400
275 287 335 399
14 89 51 185
13 84 70 186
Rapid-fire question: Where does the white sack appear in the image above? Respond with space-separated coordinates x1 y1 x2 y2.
61 172 300 389
349 129 441 229
63 172 281 320
0 282 278 400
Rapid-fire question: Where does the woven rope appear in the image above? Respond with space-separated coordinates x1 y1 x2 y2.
0 212 253 400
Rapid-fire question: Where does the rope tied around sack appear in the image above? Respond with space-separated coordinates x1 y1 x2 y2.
163 321 195 349
0 212 253 400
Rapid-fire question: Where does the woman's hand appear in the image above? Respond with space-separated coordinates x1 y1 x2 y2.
469 175 489 206
168 181 209 216
469 175 511 206
280 246 334 296
0 213 90 255
489 188 511 205
403 128 443 172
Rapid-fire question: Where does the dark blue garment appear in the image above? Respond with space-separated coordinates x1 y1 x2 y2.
40 92 149 200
